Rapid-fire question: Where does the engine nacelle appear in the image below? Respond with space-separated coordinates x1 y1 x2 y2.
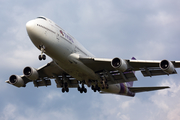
9 75 24 87
111 57 128 72
23 66 39 80
159 60 175 74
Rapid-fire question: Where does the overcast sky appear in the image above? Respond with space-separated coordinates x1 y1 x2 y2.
1 0 180 120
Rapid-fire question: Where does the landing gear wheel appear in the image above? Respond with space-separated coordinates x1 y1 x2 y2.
91 85 94 90
94 89 96 92
62 88 65 93
80 89 83 93
78 86 81 91
84 88 87 93
42 55 46 60
66 88 69 92
39 55 42 61
98 87 101 92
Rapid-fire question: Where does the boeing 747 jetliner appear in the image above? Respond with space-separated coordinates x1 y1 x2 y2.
6 16 180 97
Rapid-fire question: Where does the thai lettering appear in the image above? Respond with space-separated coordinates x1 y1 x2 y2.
60 30 74 43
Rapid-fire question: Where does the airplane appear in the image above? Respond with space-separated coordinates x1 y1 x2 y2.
6 16 180 97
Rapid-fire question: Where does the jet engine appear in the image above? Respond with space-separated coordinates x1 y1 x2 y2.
111 57 128 72
9 75 24 87
159 60 175 74
23 66 39 80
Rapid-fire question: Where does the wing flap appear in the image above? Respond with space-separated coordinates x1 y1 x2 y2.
55 79 78 88
129 86 170 93
141 69 177 77
33 79 51 87
97 70 137 84
112 71 137 83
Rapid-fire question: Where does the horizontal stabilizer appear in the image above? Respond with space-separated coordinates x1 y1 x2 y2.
129 86 170 93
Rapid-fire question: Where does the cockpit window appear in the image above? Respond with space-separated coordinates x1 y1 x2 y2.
37 17 47 20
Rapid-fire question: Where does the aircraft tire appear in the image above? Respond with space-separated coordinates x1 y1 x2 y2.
62 88 65 93
66 88 69 92
39 55 42 60
91 85 94 90
84 88 87 93
98 87 101 92
42 55 46 60
80 89 83 93
78 86 81 91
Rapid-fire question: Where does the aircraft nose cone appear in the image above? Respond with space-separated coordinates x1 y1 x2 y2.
26 20 35 34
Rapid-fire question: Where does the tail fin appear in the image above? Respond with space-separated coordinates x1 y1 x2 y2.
131 57 136 60
129 86 170 93
127 57 136 87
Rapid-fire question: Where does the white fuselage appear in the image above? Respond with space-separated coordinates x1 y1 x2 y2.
26 18 98 82
26 17 131 95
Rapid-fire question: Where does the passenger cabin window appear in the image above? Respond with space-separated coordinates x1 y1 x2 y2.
37 17 47 20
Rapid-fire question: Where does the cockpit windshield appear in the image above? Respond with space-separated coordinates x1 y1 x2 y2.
37 17 47 20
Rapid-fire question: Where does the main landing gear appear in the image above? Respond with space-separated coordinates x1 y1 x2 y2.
61 82 69 93
38 45 46 60
91 81 101 92
91 84 101 92
77 81 87 93
60 74 69 93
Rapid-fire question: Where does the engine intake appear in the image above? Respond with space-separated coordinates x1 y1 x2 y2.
159 60 175 74
9 75 24 87
111 57 128 72
23 66 39 80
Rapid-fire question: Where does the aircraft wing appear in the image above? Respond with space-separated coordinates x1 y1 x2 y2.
128 59 180 77
80 57 138 84
37 61 65 78
7 61 79 88
80 57 180 84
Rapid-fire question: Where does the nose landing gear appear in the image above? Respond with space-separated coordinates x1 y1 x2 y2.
38 45 46 61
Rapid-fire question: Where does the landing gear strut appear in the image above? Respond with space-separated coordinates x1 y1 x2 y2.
101 71 109 89
101 80 109 89
38 45 46 60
